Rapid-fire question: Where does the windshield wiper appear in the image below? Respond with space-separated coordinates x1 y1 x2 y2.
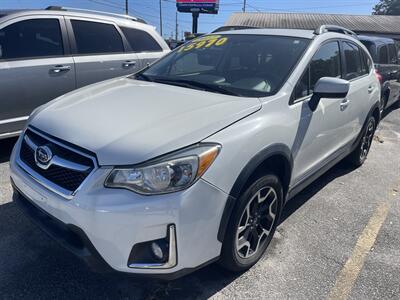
152 78 239 96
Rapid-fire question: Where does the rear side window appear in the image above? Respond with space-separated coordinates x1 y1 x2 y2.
71 20 124 54
121 27 162 52
294 41 341 99
378 45 388 64
343 42 364 80
0 19 63 60
388 44 397 64
360 49 370 75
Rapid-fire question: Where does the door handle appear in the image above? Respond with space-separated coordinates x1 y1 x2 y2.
340 98 350 111
50 65 71 73
368 86 374 94
122 60 136 68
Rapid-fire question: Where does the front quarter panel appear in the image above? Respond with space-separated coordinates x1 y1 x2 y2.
201 91 298 196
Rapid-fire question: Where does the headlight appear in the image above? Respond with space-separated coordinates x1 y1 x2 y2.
105 144 221 195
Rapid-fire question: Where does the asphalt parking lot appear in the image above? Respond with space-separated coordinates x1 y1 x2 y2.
0 106 399 299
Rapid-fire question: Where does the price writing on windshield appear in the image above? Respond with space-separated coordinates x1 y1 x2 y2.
178 36 228 52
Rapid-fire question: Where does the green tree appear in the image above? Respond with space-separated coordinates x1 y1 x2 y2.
373 0 400 15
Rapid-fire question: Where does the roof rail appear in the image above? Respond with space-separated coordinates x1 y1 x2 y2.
212 25 256 33
315 25 358 38
45 6 147 24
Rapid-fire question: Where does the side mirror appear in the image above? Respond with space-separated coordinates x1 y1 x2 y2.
309 77 350 111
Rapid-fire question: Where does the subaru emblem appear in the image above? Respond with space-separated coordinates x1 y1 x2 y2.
35 146 53 169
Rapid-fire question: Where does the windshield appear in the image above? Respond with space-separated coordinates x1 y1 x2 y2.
136 34 310 97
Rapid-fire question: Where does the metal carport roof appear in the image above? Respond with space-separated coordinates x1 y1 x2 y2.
225 12 400 38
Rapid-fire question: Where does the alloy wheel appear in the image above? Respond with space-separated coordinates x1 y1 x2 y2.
236 186 278 259
360 119 375 161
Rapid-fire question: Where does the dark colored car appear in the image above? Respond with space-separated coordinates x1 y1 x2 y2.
359 35 400 113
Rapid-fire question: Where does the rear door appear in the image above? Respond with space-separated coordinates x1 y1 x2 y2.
341 41 374 137
119 26 167 68
66 18 141 88
0 15 75 136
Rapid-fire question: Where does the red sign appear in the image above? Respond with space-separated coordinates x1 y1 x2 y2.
177 0 218 3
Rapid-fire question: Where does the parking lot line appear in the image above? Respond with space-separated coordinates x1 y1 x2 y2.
327 185 399 300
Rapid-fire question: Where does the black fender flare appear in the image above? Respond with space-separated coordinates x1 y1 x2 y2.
217 143 293 242
351 102 381 151
381 81 391 99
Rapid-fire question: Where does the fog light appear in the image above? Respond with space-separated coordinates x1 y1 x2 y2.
128 224 177 269
151 241 165 261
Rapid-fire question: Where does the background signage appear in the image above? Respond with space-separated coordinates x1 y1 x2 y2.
176 0 219 14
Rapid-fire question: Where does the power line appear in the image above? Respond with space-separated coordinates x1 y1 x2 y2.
159 0 163 36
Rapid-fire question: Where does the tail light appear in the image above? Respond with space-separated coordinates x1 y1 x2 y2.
375 70 383 83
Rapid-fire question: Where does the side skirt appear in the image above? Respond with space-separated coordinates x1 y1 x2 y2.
287 146 351 200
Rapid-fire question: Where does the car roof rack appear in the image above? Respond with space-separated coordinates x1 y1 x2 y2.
314 25 358 38
45 6 147 24
212 25 257 33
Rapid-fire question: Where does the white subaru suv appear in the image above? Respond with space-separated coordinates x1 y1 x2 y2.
10 26 381 279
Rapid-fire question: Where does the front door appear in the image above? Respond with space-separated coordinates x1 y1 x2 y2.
0 16 75 136
291 40 353 185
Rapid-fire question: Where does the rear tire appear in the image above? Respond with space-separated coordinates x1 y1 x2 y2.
219 174 283 272
347 116 376 167
379 93 389 115
379 97 385 115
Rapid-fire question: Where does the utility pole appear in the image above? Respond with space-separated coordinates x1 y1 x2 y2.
125 0 128 15
175 12 178 41
192 12 199 34
243 0 247 12
159 0 163 37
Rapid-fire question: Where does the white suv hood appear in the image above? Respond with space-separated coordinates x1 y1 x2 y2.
30 77 261 165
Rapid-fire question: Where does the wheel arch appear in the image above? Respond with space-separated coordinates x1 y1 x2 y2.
217 143 293 242
350 101 380 155
382 85 390 108
372 105 380 124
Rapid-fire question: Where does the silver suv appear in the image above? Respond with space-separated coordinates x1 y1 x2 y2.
0 6 169 139
10 26 380 279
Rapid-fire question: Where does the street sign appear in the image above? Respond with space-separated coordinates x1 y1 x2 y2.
176 0 219 14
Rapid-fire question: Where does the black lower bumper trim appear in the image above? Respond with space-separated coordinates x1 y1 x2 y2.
11 178 220 280
12 181 112 273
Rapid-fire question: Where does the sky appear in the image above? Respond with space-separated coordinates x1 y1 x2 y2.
0 0 378 39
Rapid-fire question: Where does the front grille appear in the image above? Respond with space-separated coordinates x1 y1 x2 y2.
18 128 97 197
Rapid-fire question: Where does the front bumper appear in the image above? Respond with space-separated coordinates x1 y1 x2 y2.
10 138 229 278
12 186 112 273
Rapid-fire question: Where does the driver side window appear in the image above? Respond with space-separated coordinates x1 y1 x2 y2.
294 41 341 100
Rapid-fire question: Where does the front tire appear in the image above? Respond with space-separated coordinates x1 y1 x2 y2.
347 116 376 167
219 174 283 272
